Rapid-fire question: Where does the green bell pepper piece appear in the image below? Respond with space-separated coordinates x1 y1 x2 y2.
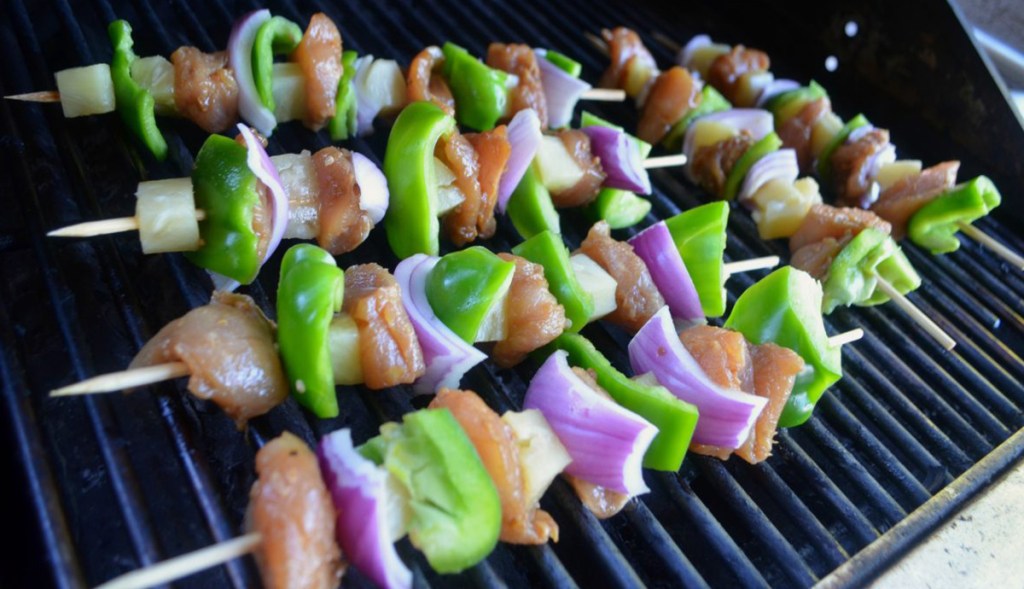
764 80 828 127
542 333 699 471
816 114 870 181
907 176 1001 254
328 50 359 141
724 266 843 427
541 49 582 77
507 165 561 239
277 245 345 418
252 16 303 112
426 247 516 343
383 101 457 258
360 409 501 573
663 84 731 151
867 246 921 305
664 202 729 317
580 110 653 158
585 187 652 229
442 42 509 131
183 134 261 283
722 132 782 201
108 20 167 161
821 227 893 313
512 230 594 332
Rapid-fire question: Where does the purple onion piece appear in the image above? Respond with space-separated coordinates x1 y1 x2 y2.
582 125 652 194
351 152 389 224
228 10 277 136
755 79 801 108
237 124 289 265
535 50 591 129
628 307 767 448
496 108 542 212
682 108 774 164
628 222 703 322
738 148 800 204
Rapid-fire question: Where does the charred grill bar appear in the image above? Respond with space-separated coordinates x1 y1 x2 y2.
1 0 1022 587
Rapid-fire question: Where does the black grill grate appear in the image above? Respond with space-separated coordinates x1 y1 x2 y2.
2 0 1023 588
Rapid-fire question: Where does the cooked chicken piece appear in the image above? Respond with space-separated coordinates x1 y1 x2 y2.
407 46 456 116
690 132 755 197
171 46 239 133
831 127 891 208
706 45 770 105
789 203 891 252
549 129 606 208
637 67 700 145
492 254 568 368
312 147 373 255
778 97 831 171
871 161 959 239
292 13 343 131
487 43 548 128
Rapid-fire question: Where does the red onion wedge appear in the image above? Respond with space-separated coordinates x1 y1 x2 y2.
738 148 799 203
497 108 542 213
351 152 389 224
628 222 703 323
678 34 711 70
629 307 768 448
535 49 591 129
394 254 488 394
524 351 657 496
582 125 652 195
682 108 774 164
318 429 412 589
229 10 277 136
755 79 800 108
237 124 288 265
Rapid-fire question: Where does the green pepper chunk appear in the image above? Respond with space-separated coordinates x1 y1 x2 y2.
664 202 729 317
512 231 594 332
869 247 921 304
507 165 561 239
442 42 509 131
821 229 920 313
108 20 167 161
542 333 699 471
183 134 261 283
580 110 653 158
816 114 870 181
663 85 731 151
722 132 782 201
252 16 303 112
276 245 345 418
359 409 501 573
383 101 457 258
541 49 582 77
724 266 843 428
585 187 652 229
328 50 359 141
907 176 1001 254
426 247 516 343
764 80 828 127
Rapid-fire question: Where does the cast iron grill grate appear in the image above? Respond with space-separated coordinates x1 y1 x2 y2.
1 0 1022 588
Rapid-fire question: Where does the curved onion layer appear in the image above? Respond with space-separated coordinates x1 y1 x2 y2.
351 152 389 224
497 108 543 213
582 125 652 194
629 307 767 448
354 55 378 136
237 124 288 263
394 254 488 394
678 34 712 71
628 222 702 323
738 148 799 203
228 10 277 136
318 429 412 589
535 49 592 129
524 350 656 496
682 108 774 164
755 79 800 107
847 124 876 145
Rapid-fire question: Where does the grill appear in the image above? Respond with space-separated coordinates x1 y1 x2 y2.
2 0 1023 587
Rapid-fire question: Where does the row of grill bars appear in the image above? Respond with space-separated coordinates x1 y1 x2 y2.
1 0 1022 586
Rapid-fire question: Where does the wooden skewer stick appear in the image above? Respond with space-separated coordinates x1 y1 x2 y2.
51 362 191 397
873 274 956 351
644 154 688 169
581 88 627 102
5 90 61 103
95 533 262 589
651 31 683 53
957 222 1024 271
828 328 864 348
48 210 206 238
585 32 609 56
723 256 780 276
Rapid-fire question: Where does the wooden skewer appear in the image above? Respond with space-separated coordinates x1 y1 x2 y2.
5 90 61 103
643 154 688 169
585 32 609 56
828 328 864 348
651 31 682 53
51 362 190 397
581 88 627 102
873 274 956 351
95 533 261 589
957 222 1024 271
48 210 206 238
723 256 779 276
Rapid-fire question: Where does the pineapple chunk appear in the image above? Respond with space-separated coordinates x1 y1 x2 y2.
271 62 306 123
749 177 822 239
534 135 585 194
135 178 200 254
735 70 774 107
432 156 465 216
502 409 572 507
876 160 923 191
328 313 363 386
571 253 618 322
130 56 175 116
54 64 115 118
688 119 737 154
475 271 512 343
810 112 844 161
687 43 731 79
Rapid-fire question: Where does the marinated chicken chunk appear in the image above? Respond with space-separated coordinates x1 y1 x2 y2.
492 254 568 368
444 126 510 245
706 45 770 106
171 46 239 133
598 27 659 99
778 97 831 171
690 132 755 197
789 204 891 252
292 13 343 131
790 237 849 280
407 46 456 116
550 129 606 208
871 161 959 239
487 43 548 128
312 146 373 255
637 67 700 145
831 127 891 208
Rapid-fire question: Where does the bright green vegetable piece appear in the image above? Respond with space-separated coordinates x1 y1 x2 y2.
868 247 921 305
426 247 516 343
816 114 870 181
821 228 893 313
541 49 582 77
513 231 594 332
360 409 501 574
277 245 345 418
907 176 1001 254
543 333 699 471
442 42 509 131
724 266 843 428
723 132 782 201
580 110 652 158
507 165 561 239
108 20 167 160
664 202 729 317
764 80 828 127
252 16 303 111
328 50 359 141
663 85 731 151
585 188 652 229
183 134 261 283
383 101 457 258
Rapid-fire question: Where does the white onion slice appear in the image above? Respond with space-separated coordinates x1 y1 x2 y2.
497 108 542 213
678 34 711 69
756 79 800 108
351 152 389 224
237 124 288 265
535 50 591 129
628 222 702 322
738 148 800 203
582 125 651 194
228 10 277 136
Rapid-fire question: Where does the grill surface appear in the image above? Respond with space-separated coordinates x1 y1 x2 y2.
1 0 1023 588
